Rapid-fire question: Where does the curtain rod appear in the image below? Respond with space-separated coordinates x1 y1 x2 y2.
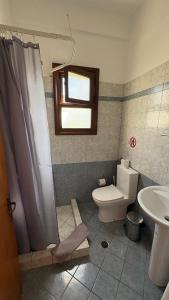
0 24 74 42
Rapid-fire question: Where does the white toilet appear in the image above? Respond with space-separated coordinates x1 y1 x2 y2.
92 164 139 222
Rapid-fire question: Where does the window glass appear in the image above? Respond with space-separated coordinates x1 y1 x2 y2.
68 71 90 101
61 77 65 101
53 63 99 135
61 107 91 128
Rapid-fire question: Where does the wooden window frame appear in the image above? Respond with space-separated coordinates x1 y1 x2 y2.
53 63 99 135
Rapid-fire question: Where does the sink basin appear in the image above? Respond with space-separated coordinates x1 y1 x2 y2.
138 186 169 287
138 186 169 227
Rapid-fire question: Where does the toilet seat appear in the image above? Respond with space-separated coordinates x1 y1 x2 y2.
92 184 124 204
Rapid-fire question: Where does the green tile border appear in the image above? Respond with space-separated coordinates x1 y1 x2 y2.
99 96 123 102
45 92 123 102
45 91 54 98
123 81 169 101
45 80 169 102
123 83 164 101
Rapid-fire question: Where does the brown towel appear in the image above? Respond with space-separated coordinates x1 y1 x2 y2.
51 223 88 263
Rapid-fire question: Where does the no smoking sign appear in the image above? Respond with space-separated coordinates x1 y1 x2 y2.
129 137 136 148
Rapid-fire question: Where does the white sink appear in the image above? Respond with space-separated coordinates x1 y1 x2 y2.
138 186 169 227
138 186 169 287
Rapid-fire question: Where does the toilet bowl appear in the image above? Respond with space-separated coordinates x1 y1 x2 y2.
92 185 130 222
92 164 138 222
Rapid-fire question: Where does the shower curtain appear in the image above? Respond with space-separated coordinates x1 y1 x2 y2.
0 36 59 253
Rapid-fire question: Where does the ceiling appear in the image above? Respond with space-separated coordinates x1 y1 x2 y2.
64 0 145 17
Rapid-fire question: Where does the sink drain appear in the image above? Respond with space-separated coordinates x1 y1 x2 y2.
164 216 169 221
101 241 109 248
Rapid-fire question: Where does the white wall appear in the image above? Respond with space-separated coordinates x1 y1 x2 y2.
8 0 130 83
0 0 11 23
125 0 169 82
3 0 169 84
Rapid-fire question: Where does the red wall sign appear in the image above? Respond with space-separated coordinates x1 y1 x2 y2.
129 137 136 148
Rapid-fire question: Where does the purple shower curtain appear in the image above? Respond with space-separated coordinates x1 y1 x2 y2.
0 37 59 253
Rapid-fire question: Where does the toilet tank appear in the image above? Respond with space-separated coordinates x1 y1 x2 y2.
116 165 138 200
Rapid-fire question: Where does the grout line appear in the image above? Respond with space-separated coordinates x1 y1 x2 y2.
142 249 150 300
88 234 122 298
89 228 148 298
114 249 125 299
22 207 152 300
39 284 58 300
60 208 149 299
72 274 95 295
59 275 74 300
117 281 144 299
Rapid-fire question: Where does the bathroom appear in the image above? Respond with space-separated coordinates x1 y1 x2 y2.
0 0 169 299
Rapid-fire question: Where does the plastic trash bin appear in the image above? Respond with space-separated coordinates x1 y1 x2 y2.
125 211 143 241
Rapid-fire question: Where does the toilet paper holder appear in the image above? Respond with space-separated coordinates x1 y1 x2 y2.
97 178 106 187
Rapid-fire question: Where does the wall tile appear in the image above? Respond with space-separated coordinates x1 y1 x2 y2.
46 60 169 207
44 76 53 93
120 59 169 189
53 160 116 205
46 99 122 164
161 89 169 110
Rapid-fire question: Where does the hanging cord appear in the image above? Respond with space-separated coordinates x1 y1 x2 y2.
66 13 76 61
50 13 76 74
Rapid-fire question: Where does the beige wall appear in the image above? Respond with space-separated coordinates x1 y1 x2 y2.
3 0 169 83
120 61 169 185
125 0 169 81
0 0 11 23
8 0 130 83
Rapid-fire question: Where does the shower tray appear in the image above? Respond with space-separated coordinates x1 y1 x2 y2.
18 199 89 271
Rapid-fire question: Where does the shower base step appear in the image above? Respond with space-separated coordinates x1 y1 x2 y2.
19 199 89 271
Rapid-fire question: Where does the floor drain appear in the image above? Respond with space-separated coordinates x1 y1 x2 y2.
101 241 108 248
164 216 169 221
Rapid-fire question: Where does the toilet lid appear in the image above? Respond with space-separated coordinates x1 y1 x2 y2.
92 184 124 202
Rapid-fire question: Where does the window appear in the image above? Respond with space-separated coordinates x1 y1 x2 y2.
53 64 99 135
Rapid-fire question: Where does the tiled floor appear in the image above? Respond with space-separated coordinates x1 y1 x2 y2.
22 202 165 300
57 205 76 241
56 202 89 254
